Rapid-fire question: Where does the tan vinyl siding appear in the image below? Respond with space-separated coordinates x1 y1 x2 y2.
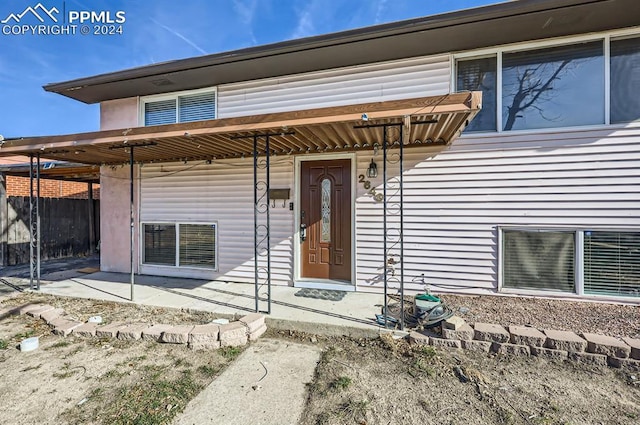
138 125 640 296
139 158 294 283
354 127 640 294
217 55 450 118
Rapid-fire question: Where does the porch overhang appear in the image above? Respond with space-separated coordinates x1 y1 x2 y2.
0 92 480 165
0 162 100 183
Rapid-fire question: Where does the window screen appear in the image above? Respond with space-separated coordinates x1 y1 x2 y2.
457 57 497 132
179 92 216 123
144 99 177 126
610 36 640 123
584 231 640 297
179 224 216 268
503 230 575 292
143 224 176 265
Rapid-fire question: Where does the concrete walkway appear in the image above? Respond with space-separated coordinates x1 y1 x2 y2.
173 338 321 425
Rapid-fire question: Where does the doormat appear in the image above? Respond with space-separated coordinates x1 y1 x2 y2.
294 288 347 302
77 267 100 274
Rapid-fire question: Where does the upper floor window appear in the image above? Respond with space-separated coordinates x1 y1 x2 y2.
611 36 640 123
457 56 497 132
456 34 640 132
141 89 216 126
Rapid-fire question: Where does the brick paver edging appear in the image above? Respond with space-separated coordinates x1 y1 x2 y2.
409 316 640 372
10 303 267 350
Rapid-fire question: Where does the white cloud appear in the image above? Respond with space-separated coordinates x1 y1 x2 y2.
233 0 257 25
291 1 317 39
374 0 389 24
149 17 207 55
232 0 258 45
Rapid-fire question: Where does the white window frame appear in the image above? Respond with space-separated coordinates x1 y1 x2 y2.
141 221 219 271
138 87 218 126
498 226 640 301
453 26 640 136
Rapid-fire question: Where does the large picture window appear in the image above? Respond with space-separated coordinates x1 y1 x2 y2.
502 228 640 298
143 223 217 269
502 41 604 131
455 34 640 132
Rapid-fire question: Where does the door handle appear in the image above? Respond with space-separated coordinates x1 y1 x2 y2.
300 223 307 242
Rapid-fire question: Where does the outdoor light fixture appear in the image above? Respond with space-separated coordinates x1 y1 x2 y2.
367 158 378 178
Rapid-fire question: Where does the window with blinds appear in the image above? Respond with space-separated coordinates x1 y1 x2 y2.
179 224 216 268
502 228 639 298
502 230 575 292
584 231 640 297
144 99 177 126
142 222 217 269
142 90 216 126
143 224 176 265
178 92 216 123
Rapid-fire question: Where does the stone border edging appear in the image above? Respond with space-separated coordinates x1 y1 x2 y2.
3 303 267 349
408 316 640 371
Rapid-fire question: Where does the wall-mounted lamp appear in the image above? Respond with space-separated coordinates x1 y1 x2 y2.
367 158 378 178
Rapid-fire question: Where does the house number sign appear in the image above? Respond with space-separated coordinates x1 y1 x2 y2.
358 174 383 202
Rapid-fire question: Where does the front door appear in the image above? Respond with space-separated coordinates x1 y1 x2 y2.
300 159 351 282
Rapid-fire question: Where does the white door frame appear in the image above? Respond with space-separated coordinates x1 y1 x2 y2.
293 153 357 291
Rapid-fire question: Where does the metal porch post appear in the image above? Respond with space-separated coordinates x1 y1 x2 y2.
28 153 41 290
130 147 135 302
36 153 41 290
253 135 259 313
382 126 388 328
252 134 272 314
29 154 34 289
88 182 95 255
399 121 405 330
265 135 272 314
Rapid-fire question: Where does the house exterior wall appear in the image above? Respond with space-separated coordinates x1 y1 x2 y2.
97 43 640 300
356 127 640 295
100 97 138 130
98 96 140 272
217 55 450 118
133 125 640 296
100 53 453 277
139 159 294 282
100 164 139 273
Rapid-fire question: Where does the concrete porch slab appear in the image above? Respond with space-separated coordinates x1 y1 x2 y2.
28 271 386 335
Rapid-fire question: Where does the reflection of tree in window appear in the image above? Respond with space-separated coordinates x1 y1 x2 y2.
502 42 604 131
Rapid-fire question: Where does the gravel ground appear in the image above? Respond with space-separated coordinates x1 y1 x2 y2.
440 294 639 339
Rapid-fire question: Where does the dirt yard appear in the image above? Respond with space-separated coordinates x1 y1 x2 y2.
296 332 640 425
0 292 639 425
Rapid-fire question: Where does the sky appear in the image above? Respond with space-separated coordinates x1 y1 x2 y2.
0 0 500 139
